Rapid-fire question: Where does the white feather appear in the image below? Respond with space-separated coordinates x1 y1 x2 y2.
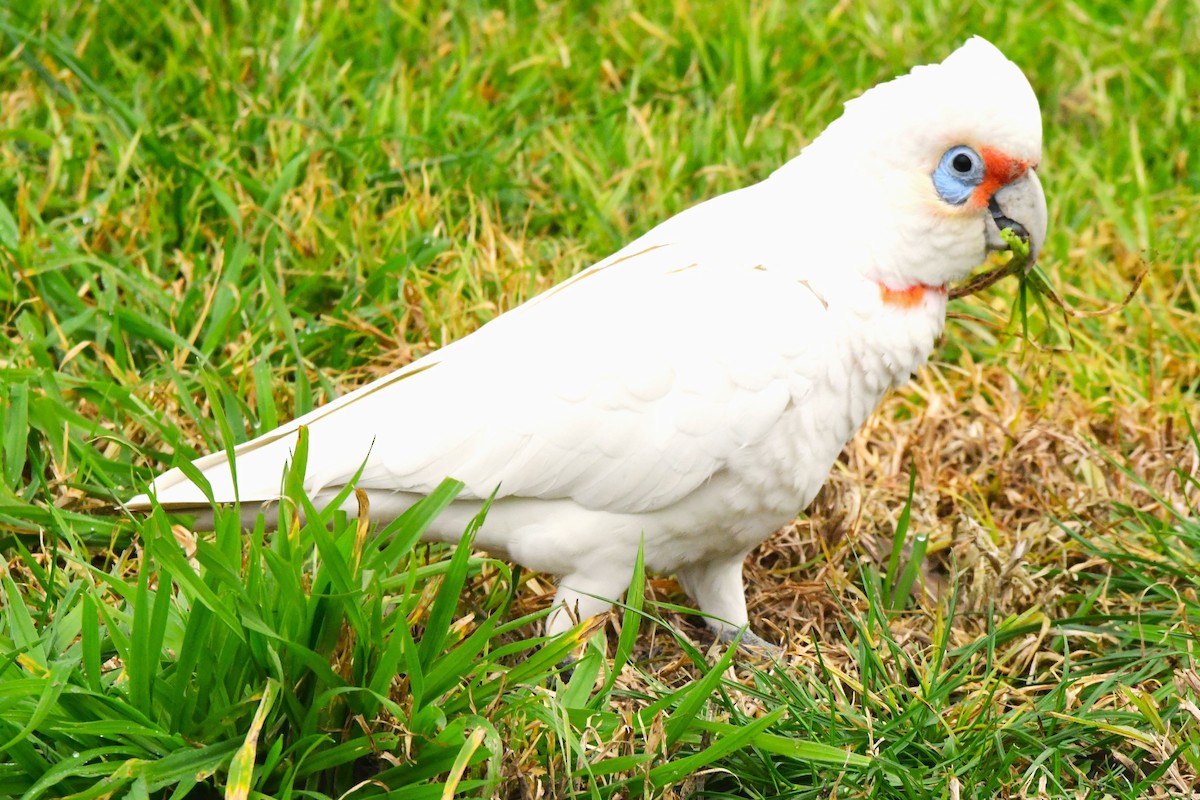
129 37 1046 644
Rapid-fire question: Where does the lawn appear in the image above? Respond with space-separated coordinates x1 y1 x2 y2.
2 0 1199 797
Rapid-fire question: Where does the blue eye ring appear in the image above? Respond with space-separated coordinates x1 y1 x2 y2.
933 145 984 205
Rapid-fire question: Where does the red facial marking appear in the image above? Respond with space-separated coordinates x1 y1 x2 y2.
969 147 1030 208
879 282 948 309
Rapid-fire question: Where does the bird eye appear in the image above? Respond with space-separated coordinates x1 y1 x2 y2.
932 145 984 205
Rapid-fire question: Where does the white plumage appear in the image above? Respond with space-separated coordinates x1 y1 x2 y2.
129 37 1047 648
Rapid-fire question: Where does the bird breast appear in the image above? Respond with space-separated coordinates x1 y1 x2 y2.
715 282 947 546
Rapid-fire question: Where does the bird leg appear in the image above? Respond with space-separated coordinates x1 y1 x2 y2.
546 572 630 638
545 572 631 683
676 556 783 658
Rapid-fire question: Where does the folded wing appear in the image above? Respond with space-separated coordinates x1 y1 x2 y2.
130 238 825 516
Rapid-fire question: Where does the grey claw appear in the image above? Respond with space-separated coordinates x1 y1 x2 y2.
552 655 577 685
717 627 784 658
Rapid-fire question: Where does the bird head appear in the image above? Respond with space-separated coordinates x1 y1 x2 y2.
779 37 1047 293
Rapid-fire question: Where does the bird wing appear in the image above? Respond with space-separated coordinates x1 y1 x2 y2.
131 232 828 515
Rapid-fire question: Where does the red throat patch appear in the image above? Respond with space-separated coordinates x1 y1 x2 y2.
878 282 948 309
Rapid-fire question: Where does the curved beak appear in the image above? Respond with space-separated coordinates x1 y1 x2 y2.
984 168 1047 267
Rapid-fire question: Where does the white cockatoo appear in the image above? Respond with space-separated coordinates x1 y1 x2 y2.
129 37 1046 651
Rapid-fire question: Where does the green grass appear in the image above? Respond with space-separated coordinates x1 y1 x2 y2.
2 0 1199 797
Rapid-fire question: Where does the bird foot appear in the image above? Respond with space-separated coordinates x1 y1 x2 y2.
552 655 577 685
716 627 784 659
